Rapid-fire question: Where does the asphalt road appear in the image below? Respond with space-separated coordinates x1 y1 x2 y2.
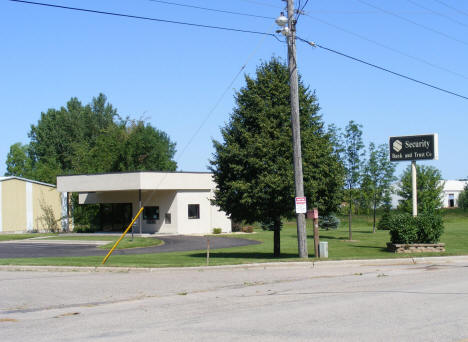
0 235 260 258
1 256 468 341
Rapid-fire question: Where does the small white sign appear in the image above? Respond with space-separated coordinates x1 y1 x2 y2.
295 197 307 214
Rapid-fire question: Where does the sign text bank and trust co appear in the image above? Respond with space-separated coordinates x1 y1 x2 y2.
389 134 439 162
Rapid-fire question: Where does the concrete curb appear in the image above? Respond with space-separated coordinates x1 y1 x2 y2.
1 255 467 273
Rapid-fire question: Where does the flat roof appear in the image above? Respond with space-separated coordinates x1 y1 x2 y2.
57 171 215 192
0 176 56 188
58 170 211 177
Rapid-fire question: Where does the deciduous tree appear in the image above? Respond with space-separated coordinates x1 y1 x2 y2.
458 184 468 210
5 94 177 183
398 165 444 214
362 143 396 232
342 121 365 240
5 142 33 178
5 94 177 228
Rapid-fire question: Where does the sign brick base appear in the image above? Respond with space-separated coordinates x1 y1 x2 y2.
387 243 445 253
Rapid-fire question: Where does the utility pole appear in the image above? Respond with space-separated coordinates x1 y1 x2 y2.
277 0 308 258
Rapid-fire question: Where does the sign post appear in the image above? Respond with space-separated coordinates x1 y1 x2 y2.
412 161 417 217
307 208 320 257
389 134 438 217
313 208 319 258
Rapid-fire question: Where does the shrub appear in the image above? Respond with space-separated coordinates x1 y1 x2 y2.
415 214 444 244
389 213 417 244
260 221 274 231
74 225 96 233
319 214 340 230
389 213 444 244
241 226 254 233
231 221 242 232
212 228 222 234
37 199 61 233
377 211 393 230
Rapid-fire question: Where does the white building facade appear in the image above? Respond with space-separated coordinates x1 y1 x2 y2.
56 172 231 234
391 180 468 209
441 180 468 208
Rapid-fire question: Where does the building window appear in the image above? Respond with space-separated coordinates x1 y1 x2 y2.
188 204 200 219
165 213 171 224
143 206 159 220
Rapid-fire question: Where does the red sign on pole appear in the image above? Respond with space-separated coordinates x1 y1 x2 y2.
313 208 319 219
295 197 307 214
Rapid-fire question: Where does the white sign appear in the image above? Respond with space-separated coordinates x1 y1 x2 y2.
295 197 307 214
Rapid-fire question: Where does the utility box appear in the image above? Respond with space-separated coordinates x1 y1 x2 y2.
319 241 328 258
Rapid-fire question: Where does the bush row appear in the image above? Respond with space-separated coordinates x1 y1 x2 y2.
387 213 444 244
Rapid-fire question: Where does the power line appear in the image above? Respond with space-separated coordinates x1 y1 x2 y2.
406 0 468 29
237 0 282 9
433 0 468 17
176 25 276 162
357 0 468 47
9 0 278 39
145 0 433 18
147 0 274 20
296 0 310 22
144 27 276 194
296 36 468 101
304 14 468 80
299 10 435 15
10 1 467 100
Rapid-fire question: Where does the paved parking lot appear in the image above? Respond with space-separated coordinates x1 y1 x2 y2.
0 235 260 258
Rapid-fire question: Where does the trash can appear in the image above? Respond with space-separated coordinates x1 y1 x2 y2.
319 241 328 258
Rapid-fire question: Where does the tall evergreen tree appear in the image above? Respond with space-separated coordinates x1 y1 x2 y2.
210 58 344 257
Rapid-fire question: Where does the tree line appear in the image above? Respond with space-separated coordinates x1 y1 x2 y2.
4 59 446 255
5 94 177 183
5 94 177 228
210 58 445 255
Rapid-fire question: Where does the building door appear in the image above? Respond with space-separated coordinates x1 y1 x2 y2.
100 203 133 231
449 194 455 208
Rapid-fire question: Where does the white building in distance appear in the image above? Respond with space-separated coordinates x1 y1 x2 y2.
57 172 231 234
391 179 468 209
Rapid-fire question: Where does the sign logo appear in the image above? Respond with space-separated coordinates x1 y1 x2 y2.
393 139 402 152
389 134 438 162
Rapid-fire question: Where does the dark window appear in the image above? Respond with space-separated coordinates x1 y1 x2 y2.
188 204 200 219
100 203 132 232
165 213 171 224
143 206 159 220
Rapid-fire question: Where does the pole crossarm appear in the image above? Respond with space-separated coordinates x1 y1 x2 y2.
101 206 145 265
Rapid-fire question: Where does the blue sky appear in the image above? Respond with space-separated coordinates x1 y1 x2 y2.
1 0 467 180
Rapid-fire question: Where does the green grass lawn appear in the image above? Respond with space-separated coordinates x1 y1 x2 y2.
0 233 55 241
0 209 467 267
43 235 163 250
